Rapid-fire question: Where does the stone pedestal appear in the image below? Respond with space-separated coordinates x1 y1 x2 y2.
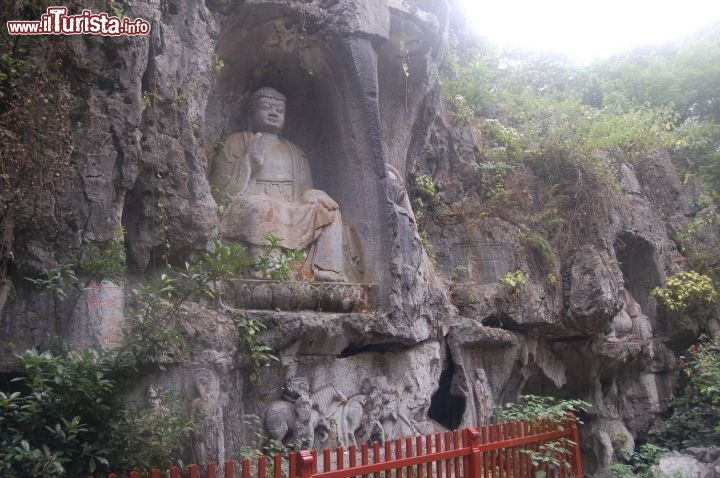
231 280 373 312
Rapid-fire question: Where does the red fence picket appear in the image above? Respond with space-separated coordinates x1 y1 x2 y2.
112 417 581 478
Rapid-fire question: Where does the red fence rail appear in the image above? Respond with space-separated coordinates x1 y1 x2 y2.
110 417 581 478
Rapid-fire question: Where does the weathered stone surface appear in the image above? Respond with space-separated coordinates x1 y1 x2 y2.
654 452 720 478
585 418 635 470
246 310 432 354
441 219 561 329
230 280 372 312
561 245 621 336
445 317 520 426
0 1 714 476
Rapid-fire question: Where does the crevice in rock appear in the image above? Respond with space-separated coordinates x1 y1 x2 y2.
546 335 593 343
522 372 562 397
428 344 465 429
338 341 413 358
481 314 523 331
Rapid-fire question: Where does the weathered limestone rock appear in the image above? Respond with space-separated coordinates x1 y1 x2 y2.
561 245 621 336
230 280 371 312
0 1 713 476
654 452 720 478
446 317 519 426
441 218 561 329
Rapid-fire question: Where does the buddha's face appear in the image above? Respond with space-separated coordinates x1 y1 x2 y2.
251 96 286 134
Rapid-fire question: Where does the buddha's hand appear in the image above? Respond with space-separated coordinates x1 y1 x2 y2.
247 133 265 167
302 189 339 210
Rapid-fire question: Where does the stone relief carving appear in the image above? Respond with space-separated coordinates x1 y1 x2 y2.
387 164 415 221
211 87 347 282
143 384 169 416
190 368 225 467
337 381 393 447
264 377 345 449
606 287 653 341
328 377 432 448
388 380 434 437
262 375 439 450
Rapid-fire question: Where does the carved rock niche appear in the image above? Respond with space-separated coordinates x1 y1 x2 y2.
205 5 395 311
613 233 661 330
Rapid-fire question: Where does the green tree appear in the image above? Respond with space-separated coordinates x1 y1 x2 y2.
0 348 190 477
649 337 720 448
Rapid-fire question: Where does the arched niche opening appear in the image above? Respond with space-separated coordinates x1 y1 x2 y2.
205 5 391 302
613 233 661 325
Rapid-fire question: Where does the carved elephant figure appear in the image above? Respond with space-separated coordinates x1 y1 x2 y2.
264 382 344 448
265 400 329 448
341 389 396 447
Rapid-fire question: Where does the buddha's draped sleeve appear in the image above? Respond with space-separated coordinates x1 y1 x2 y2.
210 132 253 199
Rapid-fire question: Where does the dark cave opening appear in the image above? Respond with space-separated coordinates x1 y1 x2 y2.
338 342 413 358
481 314 524 331
428 351 466 429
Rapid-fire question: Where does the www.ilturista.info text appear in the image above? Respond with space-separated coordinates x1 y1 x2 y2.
7 7 150 36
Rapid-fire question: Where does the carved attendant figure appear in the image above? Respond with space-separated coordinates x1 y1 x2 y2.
190 369 224 468
144 384 169 416
607 287 653 341
212 87 346 282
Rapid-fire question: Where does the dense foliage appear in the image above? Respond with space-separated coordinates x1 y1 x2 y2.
441 24 720 254
608 443 669 478
496 395 590 478
1 239 278 476
651 270 718 312
443 20 720 470
649 337 720 448
0 348 190 477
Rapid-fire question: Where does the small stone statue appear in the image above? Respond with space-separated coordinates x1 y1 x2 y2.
190 369 224 467
387 164 415 221
212 87 346 282
144 384 169 416
607 287 653 341
358 386 387 444
293 394 316 448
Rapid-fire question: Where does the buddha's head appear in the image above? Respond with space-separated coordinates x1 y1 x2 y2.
250 87 286 134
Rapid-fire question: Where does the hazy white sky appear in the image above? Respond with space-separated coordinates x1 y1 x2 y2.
457 0 720 62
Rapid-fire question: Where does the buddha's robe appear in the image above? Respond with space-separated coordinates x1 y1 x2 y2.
211 132 344 278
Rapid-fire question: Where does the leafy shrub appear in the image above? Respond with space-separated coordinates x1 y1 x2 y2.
651 270 718 312
0 348 191 477
608 443 669 478
414 174 437 199
122 239 250 363
253 235 305 281
496 394 590 424
649 337 720 448
233 314 279 382
500 270 528 290
496 395 590 478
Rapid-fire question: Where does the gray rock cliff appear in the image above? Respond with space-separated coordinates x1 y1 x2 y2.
0 1 711 475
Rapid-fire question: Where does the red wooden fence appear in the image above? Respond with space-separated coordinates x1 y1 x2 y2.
110 417 582 478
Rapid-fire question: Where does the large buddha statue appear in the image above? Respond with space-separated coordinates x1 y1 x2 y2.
211 87 346 282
